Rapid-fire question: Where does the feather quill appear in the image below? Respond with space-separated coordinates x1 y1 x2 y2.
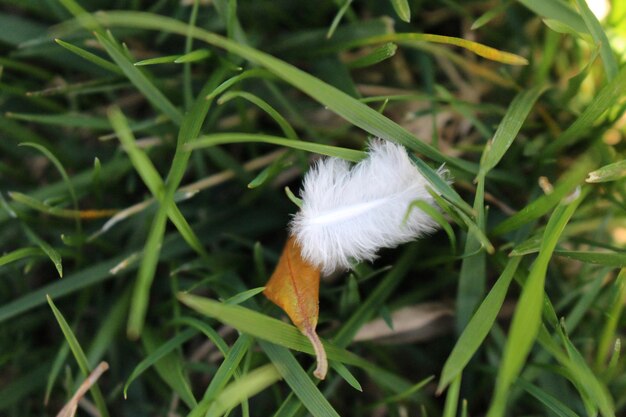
291 139 448 274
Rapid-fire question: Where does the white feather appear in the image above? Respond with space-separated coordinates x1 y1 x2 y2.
291 139 449 274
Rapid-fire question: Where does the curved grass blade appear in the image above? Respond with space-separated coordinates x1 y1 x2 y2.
404 200 456 254
330 362 362 391
516 378 581 417
327 0 354 40
218 91 298 139
19 141 81 232
261 342 341 417
134 54 181 66
47 295 109 417
574 0 617 80
22 224 62 277
341 33 528 65
188 133 366 162
9 192 117 219
557 323 615 417
0 246 44 267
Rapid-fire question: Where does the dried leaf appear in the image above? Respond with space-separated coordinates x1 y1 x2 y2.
263 235 327 379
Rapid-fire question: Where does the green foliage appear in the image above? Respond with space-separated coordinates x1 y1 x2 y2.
1 0 625 416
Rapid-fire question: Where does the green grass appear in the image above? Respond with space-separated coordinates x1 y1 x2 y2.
1 0 626 416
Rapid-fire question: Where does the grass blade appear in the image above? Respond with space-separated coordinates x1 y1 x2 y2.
177 292 373 372
141 328 197 408
586 160 626 183
574 0 617 80
487 190 586 417
0 247 44 267
261 342 341 417
479 85 547 176
123 328 197 398
205 364 281 417
188 133 365 162
188 334 253 417
22 224 63 278
438 256 522 392
47 295 109 417
54 38 122 74
390 0 411 22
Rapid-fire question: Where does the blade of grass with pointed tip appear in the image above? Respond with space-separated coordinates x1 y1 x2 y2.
188 133 365 162
19 141 80 230
178 292 378 372
404 200 456 254
47 295 109 417
479 85 547 177
516 378 581 417
54 38 122 74
134 55 181 66
487 190 586 417
327 0 354 40
188 334 254 417
219 91 298 139
22 224 62 278
557 325 615 417
438 256 521 392
261 342 341 417
174 48 211 63
330 362 362 391
390 0 411 22
574 0 617 81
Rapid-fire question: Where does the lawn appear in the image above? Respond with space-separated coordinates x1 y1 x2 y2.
1 0 625 416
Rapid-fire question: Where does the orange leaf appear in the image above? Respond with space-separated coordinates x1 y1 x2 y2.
263 235 327 379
